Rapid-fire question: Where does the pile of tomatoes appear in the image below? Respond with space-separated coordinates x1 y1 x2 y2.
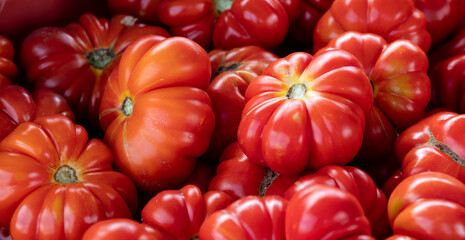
1 0 465 239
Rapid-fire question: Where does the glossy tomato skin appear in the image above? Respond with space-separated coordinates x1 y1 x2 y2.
394 111 465 182
0 115 137 240
0 85 74 141
199 195 288 239
238 50 373 175
313 0 431 53
319 32 430 160
99 36 215 193
208 142 306 200
430 54 465 113
284 165 390 239
0 36 16 86
285 185 372 239
204 46 278 162
413 0 465 46
82 218 162 240
107 0 162 25
388 172 465 239
141 185 234 239
20 13 170 129
157 0 291 50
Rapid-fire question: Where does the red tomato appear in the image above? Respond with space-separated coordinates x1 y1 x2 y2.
388 172 465 239
107 0 162 25
430 54 465 113
428 27 465 66
157 0 292 50
204 46 278 162
286 185 373 239
0 115 137 240
394 111 465 182
141 185 234 239
99 36 215 193
0 85 75 141
82 218 163 240
0 35 16 86
237 50 373 175
319 32 430 159
20 13 170 129
413 0 465 46
313 0 431 53
386 235 418 240
199 195 288 239
284 165 390 239
208 142 306 200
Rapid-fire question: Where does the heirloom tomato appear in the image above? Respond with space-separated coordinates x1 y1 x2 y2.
82 218 163 240
141 185 234 239
286 185 374 240
388 172 465 239
0 84 74 141
199 195 288 239
20 13 170 129
0 115 137 240
157 0 294 50
237 50 373 175
204 46 278 162
285 165 390 239
413 0 465 46
208 142 306 199
0 36 16 86
313 0 431 53
319 32 430 160
394 111 465 183
107 0 162 25
429 54 465 113
99 36 215 193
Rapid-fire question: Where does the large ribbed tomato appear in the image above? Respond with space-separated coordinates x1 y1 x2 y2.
20 13 170 129
237 50 373 175
0 115 137 240
99 36 215 193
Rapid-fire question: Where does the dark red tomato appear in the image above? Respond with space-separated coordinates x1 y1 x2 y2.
313 0 431 53
0 35 16 86
204 46 278 162
157 0 294 50
107 0 163 25
20 13 170 129
208 142 306 200
0 85 74 141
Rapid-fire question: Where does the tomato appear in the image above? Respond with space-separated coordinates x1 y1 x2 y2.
394 111 465 183
208 142 306 200
388 172 465 239
237 50 373 175
203 46 278 162
0 85 75 141
318 32 430 160
199 195 288 239
141 185 234 239
413 0 465 47
107 0 163 25
82 218 164 240
313 0 431 53
0 36 16 86
284 165 390 238
286 185 373 239
99 36 215 193
157 0 292 50
386 235 418 240
176 160 217 193
429 54 465 113
0 114 137 240
20 13 170 129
